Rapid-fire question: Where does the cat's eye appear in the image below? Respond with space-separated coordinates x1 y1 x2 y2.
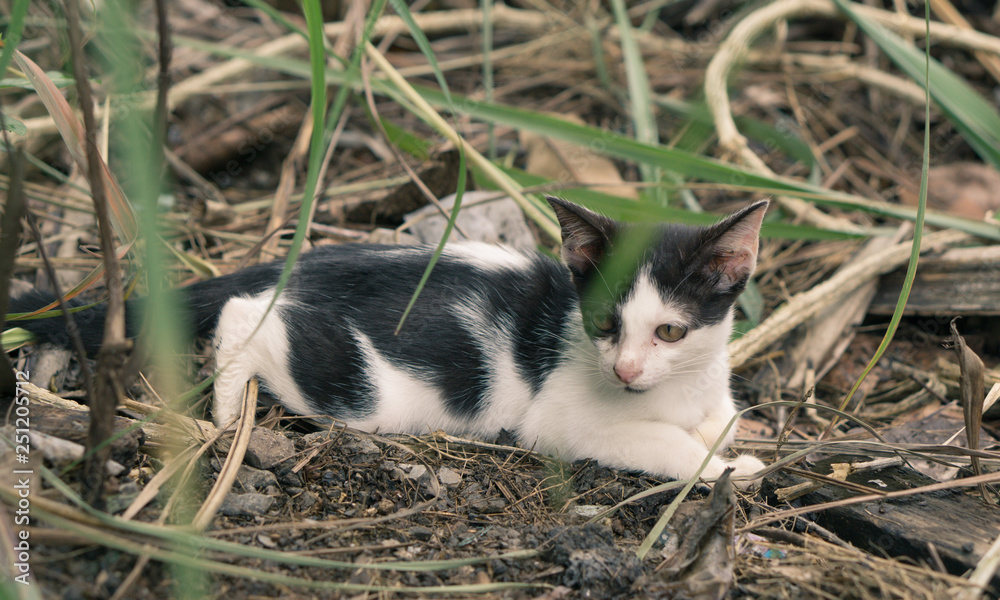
655 324 688 342
591 313 617 333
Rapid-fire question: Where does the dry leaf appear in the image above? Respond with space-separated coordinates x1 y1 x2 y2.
899 162 1000 219
949 320 986 499
519 114 638 199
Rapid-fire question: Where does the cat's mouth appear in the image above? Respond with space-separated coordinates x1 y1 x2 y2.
622 385 647 394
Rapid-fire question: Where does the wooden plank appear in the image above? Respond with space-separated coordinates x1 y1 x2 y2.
871 246 1000 316
762 456 1000 589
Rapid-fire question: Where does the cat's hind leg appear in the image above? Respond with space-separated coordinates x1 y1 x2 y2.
211 294 307 428
211 296 269 427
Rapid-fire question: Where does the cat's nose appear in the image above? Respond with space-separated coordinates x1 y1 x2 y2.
614 364 642 384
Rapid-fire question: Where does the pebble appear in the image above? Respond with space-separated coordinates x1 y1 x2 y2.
405 464 441 495
220 492 275 517
408 526 434 541
237 464 278 491
437 467 463 487
406 465 432 484
376 498 396 514
571 505 604 519
295 490 320 511
245 427 295 470
405 191 536 250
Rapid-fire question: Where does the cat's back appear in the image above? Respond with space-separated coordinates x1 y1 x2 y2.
267 242 580 423
285 241 575 313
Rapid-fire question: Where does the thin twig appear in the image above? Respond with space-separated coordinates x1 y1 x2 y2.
64 0 130 507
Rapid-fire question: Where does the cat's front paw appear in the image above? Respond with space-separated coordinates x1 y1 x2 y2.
725 454 765 490
697 454 764 490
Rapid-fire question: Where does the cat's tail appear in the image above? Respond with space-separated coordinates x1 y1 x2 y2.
7 263 284 356
5 290 138 356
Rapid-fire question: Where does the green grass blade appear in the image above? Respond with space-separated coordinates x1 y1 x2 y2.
492 166 863 241
388 0 453 107
0 0 29 82
610 0 663 202
833 4 934 425
266 0 386 318
834 0 1000 169
395 148 468 334
0 327 33 351
655 95 816 167
377 115 433 160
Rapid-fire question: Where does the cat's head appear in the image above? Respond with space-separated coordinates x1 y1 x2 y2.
547 197 768 392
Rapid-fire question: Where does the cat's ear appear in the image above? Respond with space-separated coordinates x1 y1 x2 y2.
547 197 618 277
701 200 768 291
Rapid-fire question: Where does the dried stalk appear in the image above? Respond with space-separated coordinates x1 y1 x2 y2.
729 229 968 368
191 378 258 532
704 0 861 232
63 0 129 508
0 128 27 396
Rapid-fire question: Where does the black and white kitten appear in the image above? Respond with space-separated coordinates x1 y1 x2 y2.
9 198 767 483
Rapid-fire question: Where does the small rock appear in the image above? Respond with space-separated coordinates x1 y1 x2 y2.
405 464 440 494
571 505 603 519
405 191 535 251
245 427 295 470
295 490 320 512
301 431 330 445
409 526 434 541
221 492 274 517
237 464 278 491
376 498 396 514
342 437 381 463
437 467 463 487
381 462 407 481
406 465 431 483
276 465 302 487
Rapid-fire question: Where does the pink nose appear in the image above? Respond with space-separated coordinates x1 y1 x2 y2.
614 365 642 384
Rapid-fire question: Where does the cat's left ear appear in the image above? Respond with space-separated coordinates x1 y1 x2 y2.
702 200 769 291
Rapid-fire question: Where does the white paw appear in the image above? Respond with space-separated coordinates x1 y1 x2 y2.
726 454 765 490
694 454 764 489
693 421 736 452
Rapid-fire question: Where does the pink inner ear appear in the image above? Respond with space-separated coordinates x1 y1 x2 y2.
562 234 604 274
549 199 614 275
709 207 765 289
711 248 755 289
